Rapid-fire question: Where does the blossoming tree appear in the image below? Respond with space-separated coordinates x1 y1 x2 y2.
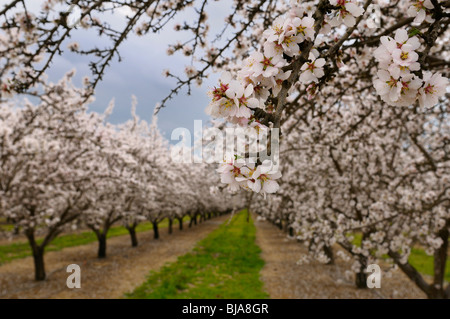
0 0 448 297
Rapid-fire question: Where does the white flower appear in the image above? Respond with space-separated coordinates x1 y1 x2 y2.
388 61 420 79
373 69 402 104
217 160 248 192
226 80 259 118
373 43 392 70
184 65 197 77
418 72 448 108
319 18 332 35
1 80 15 99
245 160 282 195
206 71 259 119
251 51 286 78
263 16 313 58
182 45 193 56
263 70 292 97
374 70 423 107
67 42 79 51
391 45 419 67
292 16 315 42
277 19 304 57
374 28 422 81
395 74 423 106
239 54 261 79
166 47 175 55
380 29 421 54
300 53 326 84
162 69 170 77
206 72 237 118
329 0 364 27
263 16 286 42
263 41 285 59
407 0 435 25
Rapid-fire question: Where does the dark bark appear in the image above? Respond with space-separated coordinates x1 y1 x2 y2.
355 233 370 288
152 221 159 239
355 253 368 288
288 227 294 237
355 271 367 289
27 232 46 281
431 226 449 298
324 245 335 265
389 250 435 297
389 227 450 299
178 217 183 230
32 246 46 281
127 226 138 247
97 233 107 258
168 218 173 234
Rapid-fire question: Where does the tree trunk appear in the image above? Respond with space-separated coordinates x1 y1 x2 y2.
355 257 368 288
189 217 193 228
97 233 107 258
389 250 437 299
32 246 46 281
324 245 334 265
288 227 294 237
430 226 449 299
127 226 138 247
168 218 173 234
246 210 250 223
178 217 183 230
152 221 159 239
26 231 46 281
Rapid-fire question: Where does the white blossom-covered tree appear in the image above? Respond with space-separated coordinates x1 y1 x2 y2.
0 0 448 298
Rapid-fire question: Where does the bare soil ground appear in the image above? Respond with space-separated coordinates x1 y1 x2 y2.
254 217 426 299
0 216 230 299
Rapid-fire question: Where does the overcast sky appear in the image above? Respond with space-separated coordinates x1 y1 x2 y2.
4 0 234 139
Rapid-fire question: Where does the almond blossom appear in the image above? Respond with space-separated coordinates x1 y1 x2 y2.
217 160 249 192
407 0 435 24
374 28 448 107
299 53 326 84
329 0 365 27
373 69 403 104
292 16 316 42
251 51 286 78
418 72 449 108
245 160 282 196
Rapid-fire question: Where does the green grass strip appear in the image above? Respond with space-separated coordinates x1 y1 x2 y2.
0 217 189 265
126 210 268 299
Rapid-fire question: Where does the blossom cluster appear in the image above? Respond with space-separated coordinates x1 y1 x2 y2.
407 0 435 24
328 0 364 27
205 4 332 125
217 158 281 197
205 3 331 194
206 1 369 195
373 28 448 107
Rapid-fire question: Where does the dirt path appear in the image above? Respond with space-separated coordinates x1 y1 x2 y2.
254 216 426 299
0 215 230 299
